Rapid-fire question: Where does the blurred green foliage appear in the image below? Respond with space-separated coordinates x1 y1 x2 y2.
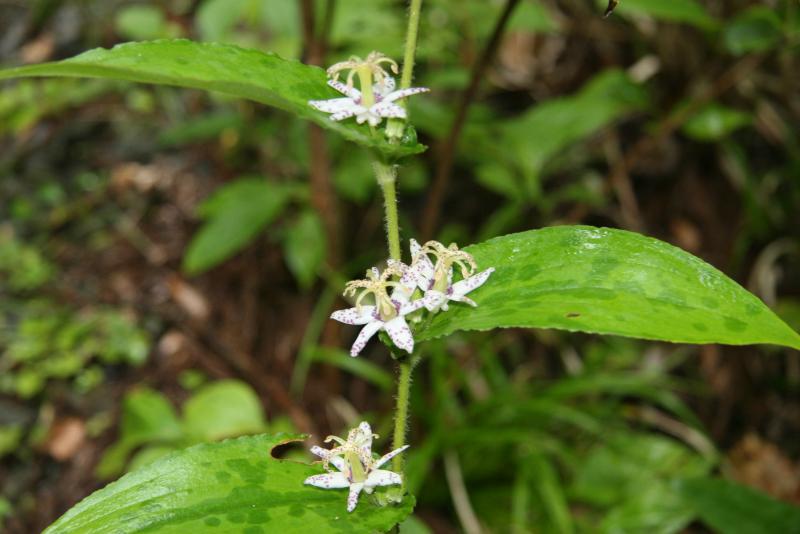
1 0 799 531
96 379 280 478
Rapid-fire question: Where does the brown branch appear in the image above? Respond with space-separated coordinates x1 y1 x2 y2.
420 0 522 240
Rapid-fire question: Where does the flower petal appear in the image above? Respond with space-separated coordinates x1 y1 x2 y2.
410 239 422 258
373 444 409 469
451 267 495 299
384 316 414 353
365 469 402 489
371 102 406 119
328 79 361 100
375 76 396 96
310 446 347 472
422 290 447 312
304 472 350 489
382 87 430 103
331 105 366 122
351 319 383 356
356 421 373 459
309 97 358 113
347 482 365 513
410 255 435 291
331 306 375 325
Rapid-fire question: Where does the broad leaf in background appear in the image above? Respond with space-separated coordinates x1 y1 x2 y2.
682 104 751 142
501 70 647 199
571 433 712 534
596 0 718 29
47 434 415 533
416 226 800 350
723 7 783 56
675 478 800 534
283 210 326 290
184 177 292 275
96 388 182 478
0 40 425 157
182 379 266 441
98 380 270 478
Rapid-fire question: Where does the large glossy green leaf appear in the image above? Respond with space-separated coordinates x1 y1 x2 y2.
47 434 415 534
674 478 800 534
0 39 424 158
417 226 800 350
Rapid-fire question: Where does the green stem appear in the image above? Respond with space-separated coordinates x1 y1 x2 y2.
374 162 401 261
391 358 414 474
386 0 424 141
399 0 423 91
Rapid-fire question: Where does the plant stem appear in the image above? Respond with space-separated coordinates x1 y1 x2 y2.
391 357 414 474
379 0 425 482
374 162 401 261
386 0 424 140
399 0 423 91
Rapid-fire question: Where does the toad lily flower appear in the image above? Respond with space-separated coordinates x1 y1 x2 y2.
410 239 495 312
305 421 408 513
309 76 429 127
310 51 428 127
331 262 423 356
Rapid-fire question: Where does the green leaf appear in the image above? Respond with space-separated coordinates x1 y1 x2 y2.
597 0 718 29
683 104 751 141
184 178 291 275
674 478 800 534
0 40 424 158
502 70 647 198
182 379 266 441
46 434 415 533
723 7 783 56
283 210 326 290
417 226 800 350
96 388 183 478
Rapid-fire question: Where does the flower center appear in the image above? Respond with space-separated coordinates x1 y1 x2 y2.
418 241 477 293
344 264 406 321
346 450 367 483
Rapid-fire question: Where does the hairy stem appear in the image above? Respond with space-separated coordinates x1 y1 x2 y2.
380 0 425 483
392 357 414 474
374 161 402 261
399 0 423 91
387 0 424 141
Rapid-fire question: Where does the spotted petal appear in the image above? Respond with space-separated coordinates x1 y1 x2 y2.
356 421 373 460
350 320 383 356
310 445 347 472
383 316 414 353
331 306 375 325
382 87 430 103
451 267 495 301
372 101 407 119
422 290 448 312
365 469 402 490
373 444 409 469
331 103 367 122
327 79 361 99
309 97 357 114
304 472 350 489
347 482 365 513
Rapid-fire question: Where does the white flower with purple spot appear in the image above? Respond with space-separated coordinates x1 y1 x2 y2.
331 262 423 356
304 421 408 513
309 77 429 127
409 239 495 312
